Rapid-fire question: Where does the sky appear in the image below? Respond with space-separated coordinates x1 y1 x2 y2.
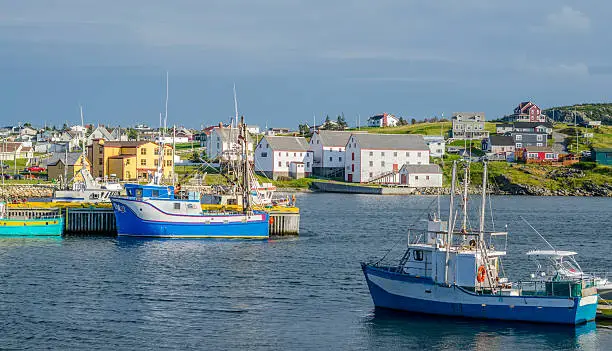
0 0 611 129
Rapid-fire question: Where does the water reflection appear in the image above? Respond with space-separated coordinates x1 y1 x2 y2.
0 236 62 246
363 308 600 350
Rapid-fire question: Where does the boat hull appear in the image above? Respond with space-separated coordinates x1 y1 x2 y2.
111 197 269 239
0 217 64 236
362 263 598 325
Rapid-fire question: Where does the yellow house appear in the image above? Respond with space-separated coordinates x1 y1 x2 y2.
89 139 174 181
46 152 91 183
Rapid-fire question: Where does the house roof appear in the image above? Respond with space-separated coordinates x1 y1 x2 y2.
89 126 112 140
452 112 485 120
400 164 442 174
593 148 612 153
524 146 554 152
103 141 150 148
316 130 356 147
351 133 428 150
513 121 553 128
497 123 513 127
489 135 515 146
0 142 25 152
264 136 309 151
213 128 253 142
45 152 88 166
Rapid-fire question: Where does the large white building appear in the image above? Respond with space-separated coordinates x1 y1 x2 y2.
206 127 253 161
344 134 430 183
309 130 358 178
254 136 312 179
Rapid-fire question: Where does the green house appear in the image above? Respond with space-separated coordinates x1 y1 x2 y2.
592 148 612 165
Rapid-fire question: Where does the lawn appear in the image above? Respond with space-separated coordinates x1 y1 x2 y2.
349 122 497 137
1 158 29 174
558 125 612 153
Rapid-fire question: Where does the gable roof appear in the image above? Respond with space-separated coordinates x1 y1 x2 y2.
351 134 428 150
513 121 553 128
89 126 112 140
45 152 88 167
524 146 554 152
400 164 442 174
489 135 514 146
263 136 309 151
316 130 356 147
212 127 253 143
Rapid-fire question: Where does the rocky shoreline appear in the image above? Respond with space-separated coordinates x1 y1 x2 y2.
0 185 55 201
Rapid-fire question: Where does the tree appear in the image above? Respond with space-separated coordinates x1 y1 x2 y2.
398 117 408 126
322 115 334 130
127 128 138 140
62 123 68 131
298 123 310 136
410 118 417 125
23 122 32 128
336 115 348 130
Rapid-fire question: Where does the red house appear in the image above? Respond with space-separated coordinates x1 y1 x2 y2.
519 146 558 162
511 102 546 122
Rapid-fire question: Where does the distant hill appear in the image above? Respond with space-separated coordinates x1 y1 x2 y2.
543 103 612 125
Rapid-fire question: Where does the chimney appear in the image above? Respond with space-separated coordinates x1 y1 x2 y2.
219 122 223 128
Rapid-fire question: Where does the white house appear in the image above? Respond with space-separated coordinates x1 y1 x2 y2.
0 142 34 161
422 136 446 158
309 130 359 177
206 127 253 161
344 134 430 183
247 125 261 135
254 136 312 179
367 113 399 127
399 164 443 187
157 136 189 144
87 126 112 145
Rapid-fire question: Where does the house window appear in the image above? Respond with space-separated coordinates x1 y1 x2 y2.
126 159 130 165
294 153 297 156
329 157 332 162
166 160 172 166
406 152 410 157
154 159 159 166
352 152 355 161
286 152 289 156
140 159 146 166
154 148 159 155
381 161 385 167
415 175 419 180
537 135 543 141
426 176 430 180
217 143 220 149
286 161 289 167
369 161 373 167
516 135 522 141
141 148 147 155
537 143 543 147
369 151 373 156
339 157 342 162
317 140 319 144
98 158 103 165
417 152 421 157
381 152 385 156
307 162 310 167
516 143 522 148
278 161 282 167
261 152 268 157
278 152 282 157
393 152 397 157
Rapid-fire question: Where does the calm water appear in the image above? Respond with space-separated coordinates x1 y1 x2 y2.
1 194 611 350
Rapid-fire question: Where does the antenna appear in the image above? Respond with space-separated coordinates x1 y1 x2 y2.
233 83 239 126
521 216 556 251
165 71 169 130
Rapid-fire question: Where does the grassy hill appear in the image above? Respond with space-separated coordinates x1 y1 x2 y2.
349 122 496 137
544 103 612 125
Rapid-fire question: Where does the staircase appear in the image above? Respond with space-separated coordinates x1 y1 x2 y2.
478 239 498 292
366 170 399 184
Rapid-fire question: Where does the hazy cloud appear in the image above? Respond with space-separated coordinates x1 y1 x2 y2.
538 6 591 34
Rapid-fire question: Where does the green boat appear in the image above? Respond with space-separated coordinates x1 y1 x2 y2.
0 202 64 236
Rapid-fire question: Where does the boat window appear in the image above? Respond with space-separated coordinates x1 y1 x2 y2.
174 203 181 210
414 250 424 261
152 190 159 197
136 189 143 198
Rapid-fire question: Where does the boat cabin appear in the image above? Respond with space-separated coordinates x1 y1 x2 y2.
124 184 176 200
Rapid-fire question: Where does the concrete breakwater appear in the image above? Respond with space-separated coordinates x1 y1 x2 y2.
0 185 54 201
311 180 612 197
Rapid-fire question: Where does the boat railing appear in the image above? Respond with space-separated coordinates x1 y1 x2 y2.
516 278 597 298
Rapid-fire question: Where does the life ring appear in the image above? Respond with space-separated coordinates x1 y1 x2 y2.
477 265 486 283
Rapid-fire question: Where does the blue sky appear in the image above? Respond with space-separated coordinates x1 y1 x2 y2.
1 1 610 129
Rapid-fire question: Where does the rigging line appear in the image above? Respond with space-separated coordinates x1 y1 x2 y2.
520 216 556 251
373 196 439 265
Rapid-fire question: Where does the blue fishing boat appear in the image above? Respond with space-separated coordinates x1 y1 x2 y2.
0 202 63 236
361 161 598 325
110 116 269 239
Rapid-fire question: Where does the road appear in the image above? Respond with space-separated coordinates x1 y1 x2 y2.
552 131 568 153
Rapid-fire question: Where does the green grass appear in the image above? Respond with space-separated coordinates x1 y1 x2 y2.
348 122 496 137
174 142 201 151
558 125 612 153
0 158 29 173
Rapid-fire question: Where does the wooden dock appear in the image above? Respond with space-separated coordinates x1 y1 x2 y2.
6 202 299 236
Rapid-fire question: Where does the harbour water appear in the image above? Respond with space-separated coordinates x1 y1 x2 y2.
1 194 611 350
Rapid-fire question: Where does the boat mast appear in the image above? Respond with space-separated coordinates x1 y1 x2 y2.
479 162 488 241
462 162 469 232
444 161 457 286
239 116 251 214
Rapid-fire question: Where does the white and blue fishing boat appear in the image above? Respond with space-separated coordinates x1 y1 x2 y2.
110 116 269 239
361 161 598 325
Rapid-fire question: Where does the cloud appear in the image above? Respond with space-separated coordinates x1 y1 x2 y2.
537 6 591 33
518 61 590 78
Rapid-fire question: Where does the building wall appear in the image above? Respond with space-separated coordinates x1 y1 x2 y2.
512 132 547 148
91 140 174 180
254 138 312 177
47 156 90 181
423 137 445 157
400 172 443 187
594 150 612 165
